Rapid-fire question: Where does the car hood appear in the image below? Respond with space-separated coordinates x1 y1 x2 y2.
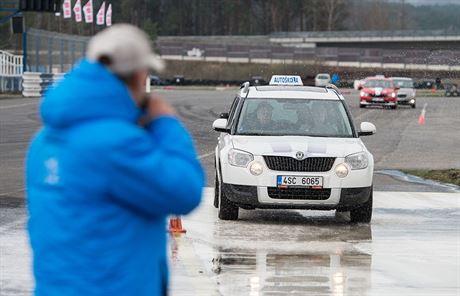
397 88 415 94
362 87 394 94
231 136 365 158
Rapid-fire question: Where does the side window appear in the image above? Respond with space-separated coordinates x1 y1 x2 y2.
227 96 240 128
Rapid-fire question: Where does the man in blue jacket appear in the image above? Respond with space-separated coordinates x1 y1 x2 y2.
26 24 204 296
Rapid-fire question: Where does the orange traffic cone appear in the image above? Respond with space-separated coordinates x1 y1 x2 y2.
168 216 186 234
418 103 427 126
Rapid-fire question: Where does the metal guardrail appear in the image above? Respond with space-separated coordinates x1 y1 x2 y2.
0 50 23 92
22 72 64 97
0 50 23 77
270 29 460 39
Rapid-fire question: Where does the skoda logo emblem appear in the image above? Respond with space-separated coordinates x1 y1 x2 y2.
295 151 304 160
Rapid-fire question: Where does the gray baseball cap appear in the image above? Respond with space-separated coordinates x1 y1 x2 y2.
86 24 165 75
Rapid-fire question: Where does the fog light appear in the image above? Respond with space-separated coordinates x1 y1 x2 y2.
249 162 264 176
410 99 415 104
335 163 349 178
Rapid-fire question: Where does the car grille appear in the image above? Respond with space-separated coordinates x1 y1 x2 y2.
263 156 335 172
371 93 384 97
267 187 331 200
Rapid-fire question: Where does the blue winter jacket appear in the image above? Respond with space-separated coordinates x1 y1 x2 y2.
26 60 204 296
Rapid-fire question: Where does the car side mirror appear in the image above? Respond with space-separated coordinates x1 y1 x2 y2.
395 86 400 90
212 118 230 133
358 85 363 90
358 122 376 136
219 112 229 119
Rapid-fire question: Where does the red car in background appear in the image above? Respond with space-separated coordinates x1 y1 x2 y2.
359 76 399 109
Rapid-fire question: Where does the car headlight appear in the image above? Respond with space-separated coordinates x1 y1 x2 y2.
249 161 264 176
228 149 253 167
360 91 367 97
391 92 396 98
345 152 368 170
335 163 349 178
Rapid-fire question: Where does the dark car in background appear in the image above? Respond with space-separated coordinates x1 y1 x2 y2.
149 75 165 86
445 83 459 97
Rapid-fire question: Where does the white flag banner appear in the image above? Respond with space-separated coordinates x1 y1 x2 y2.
83 0 93 23
105 3 112 26
96 2 105 25
73 0 82 22
62 0 72 18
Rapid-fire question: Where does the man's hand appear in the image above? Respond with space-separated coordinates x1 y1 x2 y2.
139 94 176 127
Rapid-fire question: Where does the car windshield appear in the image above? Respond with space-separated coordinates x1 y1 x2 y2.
364 80 393 88
317 75 329 79
393 79 414 88
236 98 353 137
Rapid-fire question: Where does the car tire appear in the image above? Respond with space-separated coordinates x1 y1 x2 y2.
411 102 416 109
350 188 373 223
359 104 366 108
218 180 239 220
214 172 219 208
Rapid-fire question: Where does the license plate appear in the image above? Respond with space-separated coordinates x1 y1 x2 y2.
277 176 323 188
372 98 384 102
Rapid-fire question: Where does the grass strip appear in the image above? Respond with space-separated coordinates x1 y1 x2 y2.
402 169 460 187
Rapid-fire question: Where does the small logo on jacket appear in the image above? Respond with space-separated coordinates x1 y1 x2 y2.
45 158 60 185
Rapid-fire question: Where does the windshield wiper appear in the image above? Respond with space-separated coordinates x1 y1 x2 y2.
237 132 266 136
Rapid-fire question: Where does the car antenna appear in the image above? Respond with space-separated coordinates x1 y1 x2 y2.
325 83 340 94
240 81 250 94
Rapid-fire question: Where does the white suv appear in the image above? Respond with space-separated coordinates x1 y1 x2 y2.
213 76 376 223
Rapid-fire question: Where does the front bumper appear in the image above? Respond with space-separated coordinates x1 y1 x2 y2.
397 96 416 104
222 183 371 210
220 155 373 209
360 96 396 106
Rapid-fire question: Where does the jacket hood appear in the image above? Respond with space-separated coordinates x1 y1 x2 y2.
231 135 364 158
40 59 140 128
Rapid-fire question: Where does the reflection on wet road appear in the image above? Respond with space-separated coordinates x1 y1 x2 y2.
175 189 460 296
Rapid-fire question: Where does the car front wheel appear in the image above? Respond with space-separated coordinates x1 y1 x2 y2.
217 178 239 220
350 188 373 223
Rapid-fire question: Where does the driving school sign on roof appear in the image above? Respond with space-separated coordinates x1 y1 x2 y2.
269 75 303 86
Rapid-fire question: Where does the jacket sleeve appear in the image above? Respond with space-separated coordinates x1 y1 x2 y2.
108 116 205 218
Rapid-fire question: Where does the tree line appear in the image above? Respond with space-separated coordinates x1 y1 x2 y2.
1 0 460 48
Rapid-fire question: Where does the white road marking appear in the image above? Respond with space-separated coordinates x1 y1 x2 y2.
198 152 214 160
0 102 37 110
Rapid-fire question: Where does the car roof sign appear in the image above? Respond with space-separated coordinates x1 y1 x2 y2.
269 75 303 86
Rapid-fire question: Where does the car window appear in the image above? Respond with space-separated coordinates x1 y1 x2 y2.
236 98 353 137
393 79 414 88
317 75 330 79
364 80 393 88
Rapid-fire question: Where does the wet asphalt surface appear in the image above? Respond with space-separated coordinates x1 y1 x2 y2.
1 90 459 295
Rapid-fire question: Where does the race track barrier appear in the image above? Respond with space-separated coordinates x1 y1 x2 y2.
22 72 65 97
